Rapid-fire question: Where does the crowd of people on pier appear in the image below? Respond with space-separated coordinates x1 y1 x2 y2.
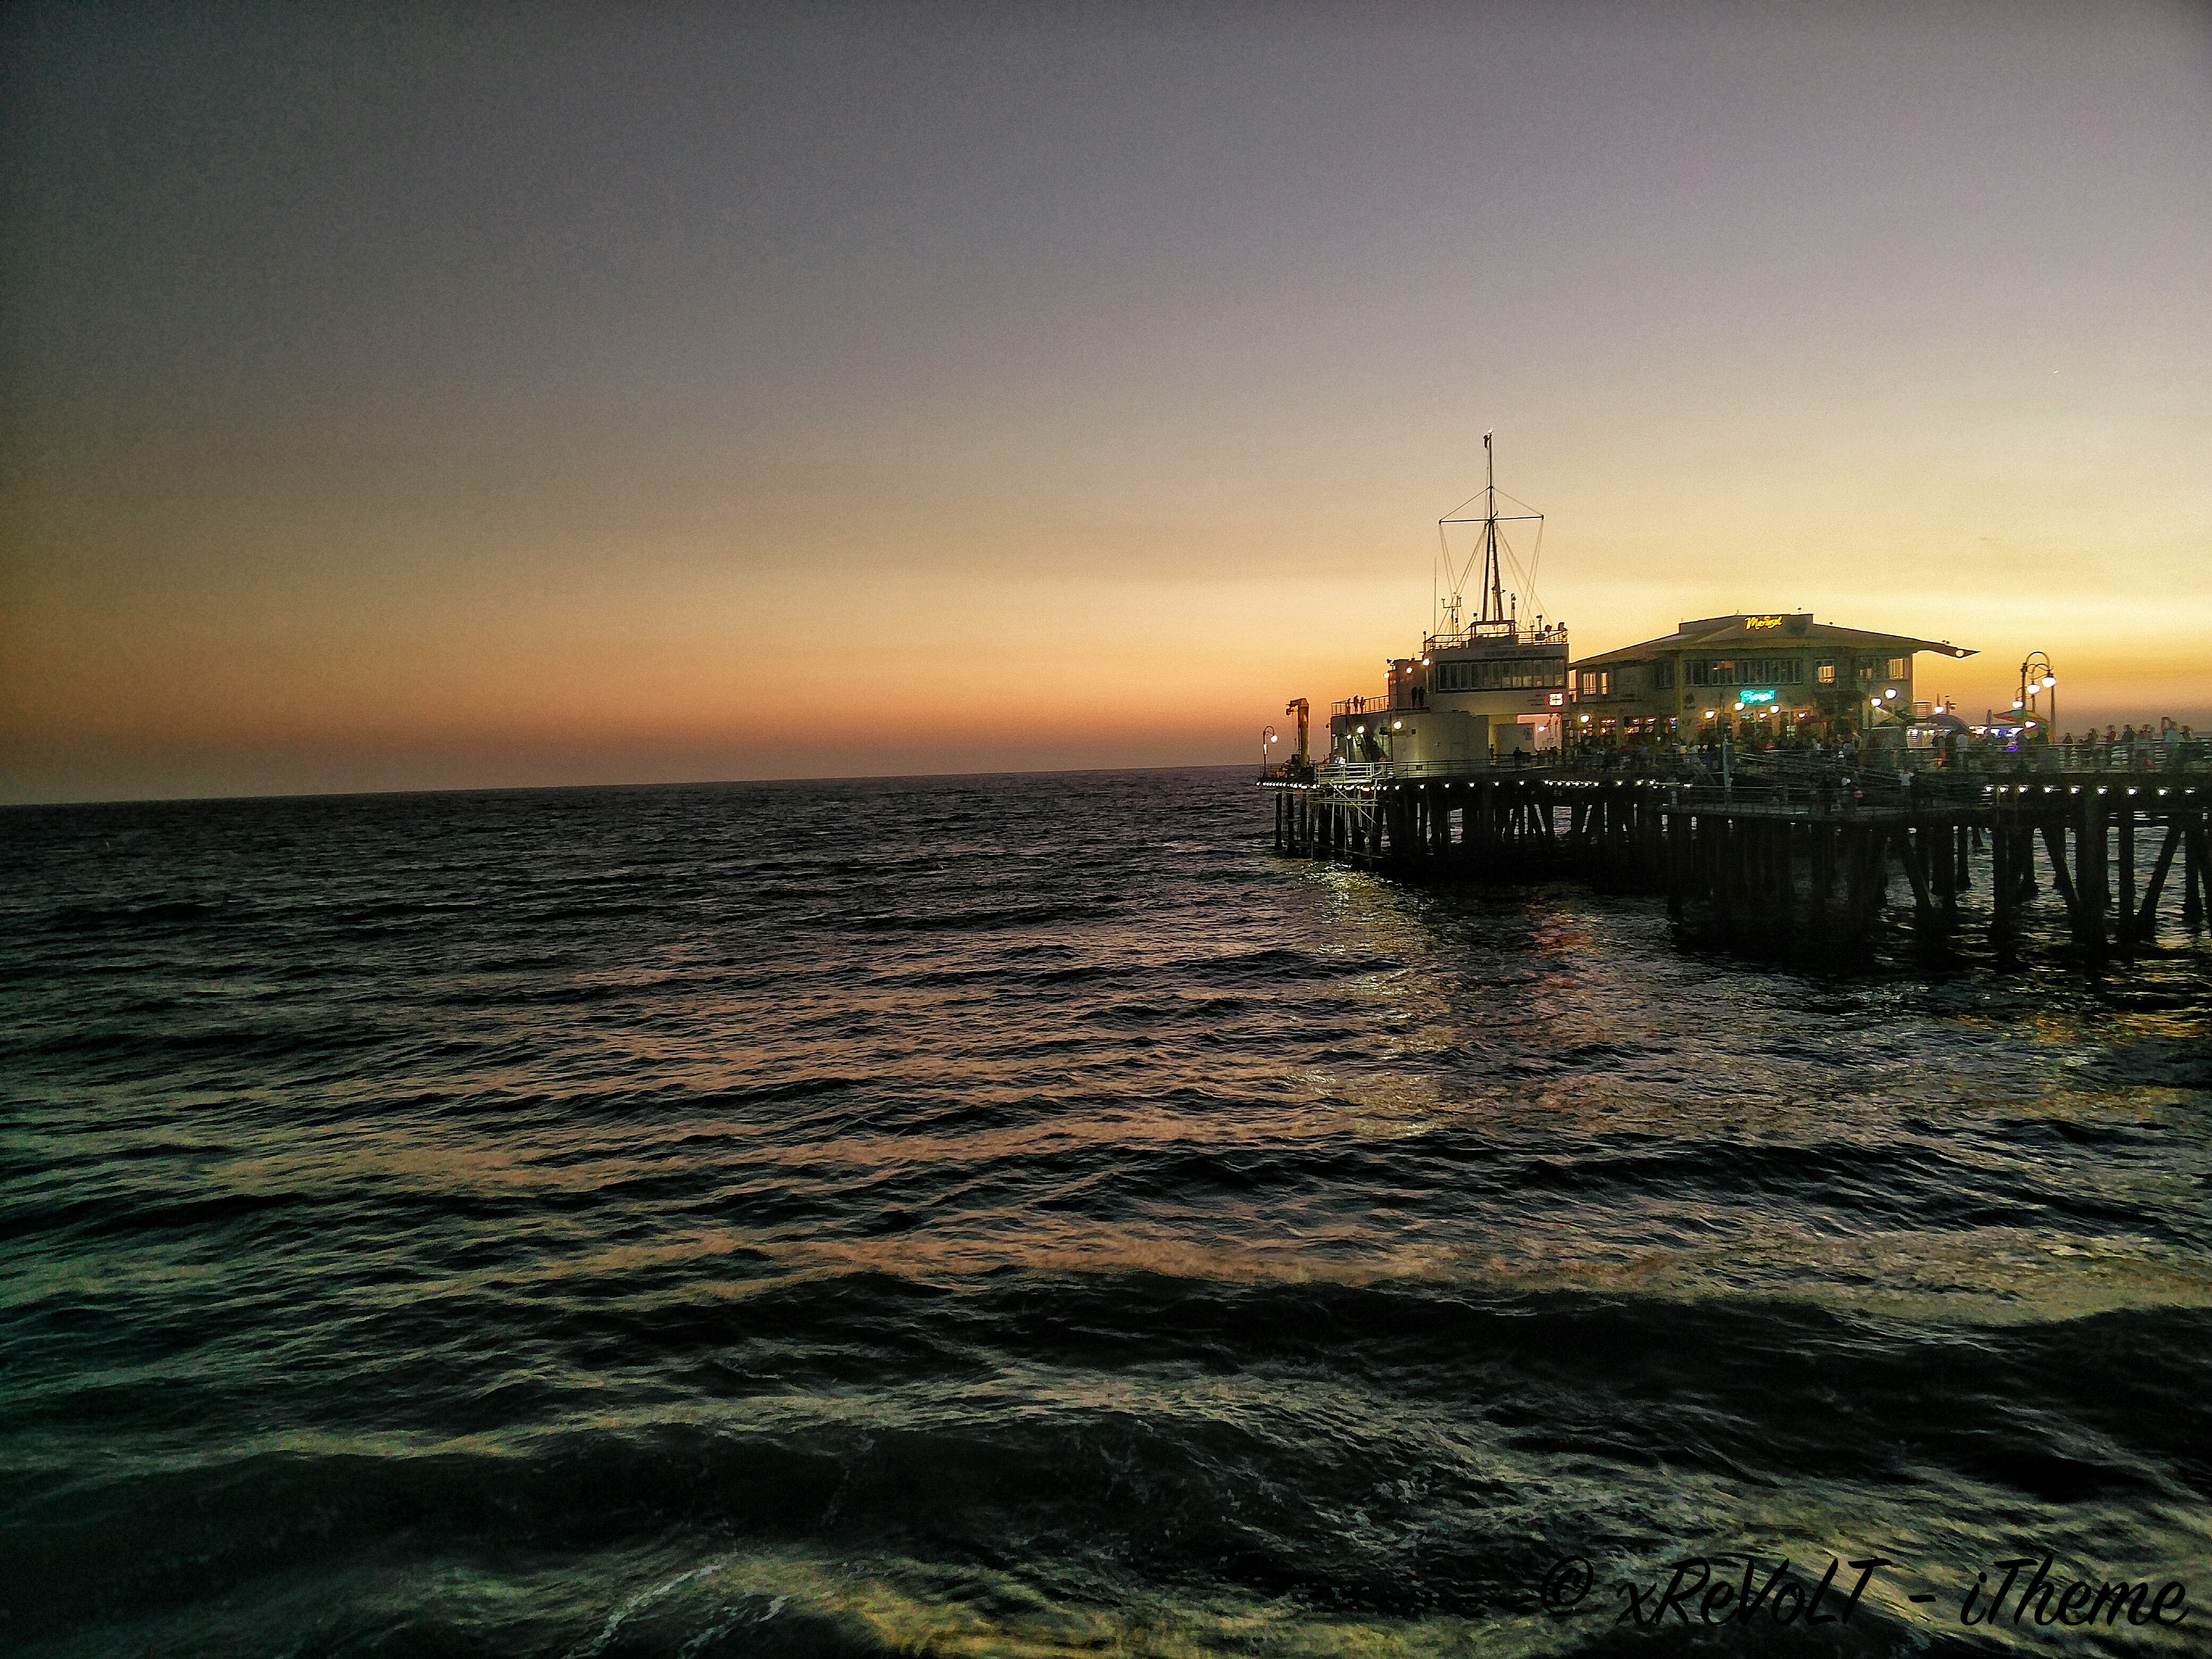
2060 724 2197 751
1566 717 2207 774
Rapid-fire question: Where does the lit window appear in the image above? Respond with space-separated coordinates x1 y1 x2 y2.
1886 656 1909 678
1816 661 1836 684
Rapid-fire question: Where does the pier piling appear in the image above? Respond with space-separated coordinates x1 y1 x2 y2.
1263 763 2210 958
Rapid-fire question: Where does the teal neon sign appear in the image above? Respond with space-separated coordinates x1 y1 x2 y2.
1738 689 1777 705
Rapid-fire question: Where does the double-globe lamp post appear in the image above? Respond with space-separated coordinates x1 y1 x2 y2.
2014 652 2057 739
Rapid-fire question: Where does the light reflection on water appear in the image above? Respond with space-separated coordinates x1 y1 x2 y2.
2 767 2208 1655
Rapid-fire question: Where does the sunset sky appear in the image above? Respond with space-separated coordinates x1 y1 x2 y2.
5 2 2208 803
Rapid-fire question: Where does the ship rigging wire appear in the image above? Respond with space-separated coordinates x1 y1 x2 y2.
1431 435 1551 635
1436 512 1547 633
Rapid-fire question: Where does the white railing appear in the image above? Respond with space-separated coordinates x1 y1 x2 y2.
1316 756 1563 785
1330 692 1395 717
1422 623 1568 652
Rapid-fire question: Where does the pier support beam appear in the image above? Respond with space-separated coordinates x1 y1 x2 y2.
2074 795 2108 954
1278 773 2208 965
2117 801 2138 945
2185 819 2206 932
2135 824 2182 944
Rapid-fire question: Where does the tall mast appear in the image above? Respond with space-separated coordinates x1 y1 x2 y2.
1481 430 1504 624
1437 428 1543 636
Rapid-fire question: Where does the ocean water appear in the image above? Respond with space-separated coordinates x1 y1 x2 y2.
3 765 2209 1657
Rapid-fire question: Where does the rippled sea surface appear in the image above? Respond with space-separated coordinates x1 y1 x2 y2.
4 767 2210 1657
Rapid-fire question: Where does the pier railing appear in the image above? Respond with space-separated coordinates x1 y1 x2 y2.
1284 747 2212 797
1421 623 1567 652
1975 741 2211 774
1313 757 1569 784
1330 693 1395 717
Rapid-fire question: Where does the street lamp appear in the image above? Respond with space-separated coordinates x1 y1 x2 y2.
2019 651 2056 739
1261 725 1278 777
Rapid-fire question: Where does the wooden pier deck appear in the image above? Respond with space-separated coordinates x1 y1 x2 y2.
1265 763 2212 955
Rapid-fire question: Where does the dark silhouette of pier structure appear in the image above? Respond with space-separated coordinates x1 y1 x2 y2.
1266 758 2212 956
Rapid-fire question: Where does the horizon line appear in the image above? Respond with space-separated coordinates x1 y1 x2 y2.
0 759 1258 814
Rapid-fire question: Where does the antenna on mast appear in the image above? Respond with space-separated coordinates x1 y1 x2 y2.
1481 430 1505 624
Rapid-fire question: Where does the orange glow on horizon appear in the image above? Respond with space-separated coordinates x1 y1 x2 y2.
4 5 2206 802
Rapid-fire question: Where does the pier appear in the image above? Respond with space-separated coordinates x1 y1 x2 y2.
1266 756 2212 956
1266 443 2208 960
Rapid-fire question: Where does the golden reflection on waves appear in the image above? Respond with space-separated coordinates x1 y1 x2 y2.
9 774 2212 1658
153 845 2210 1332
